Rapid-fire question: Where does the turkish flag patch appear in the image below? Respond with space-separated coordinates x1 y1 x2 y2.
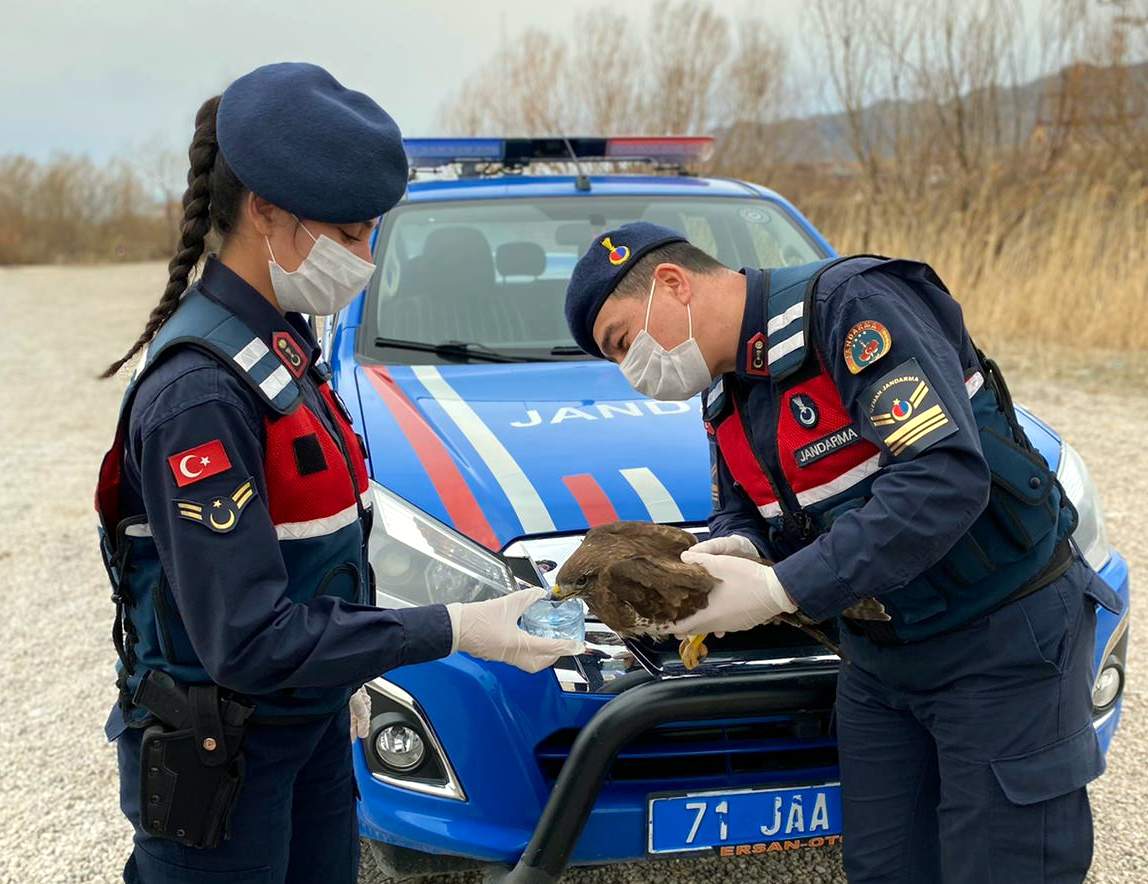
167 439 232 487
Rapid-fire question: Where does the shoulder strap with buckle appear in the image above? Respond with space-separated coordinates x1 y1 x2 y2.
126 288 303 416
765 254 890 384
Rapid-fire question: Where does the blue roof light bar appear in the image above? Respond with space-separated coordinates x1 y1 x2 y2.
403 138 505 168
402 137 713 171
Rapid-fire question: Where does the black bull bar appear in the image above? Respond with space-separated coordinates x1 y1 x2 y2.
493 665 839 883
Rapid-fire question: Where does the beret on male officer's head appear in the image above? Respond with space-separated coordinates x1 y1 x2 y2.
564 221 688 358
216 62 408 223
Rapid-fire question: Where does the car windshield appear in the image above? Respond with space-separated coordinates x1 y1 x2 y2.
360 196 825 362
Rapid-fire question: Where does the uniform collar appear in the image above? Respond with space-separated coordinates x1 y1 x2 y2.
734 267 770 380
198 254 320 369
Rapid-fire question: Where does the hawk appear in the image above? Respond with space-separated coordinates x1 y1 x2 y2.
554 521 841 669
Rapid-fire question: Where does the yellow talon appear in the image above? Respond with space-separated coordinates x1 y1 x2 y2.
678 634 709 670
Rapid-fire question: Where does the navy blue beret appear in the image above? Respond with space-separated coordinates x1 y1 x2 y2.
216 62 408 223
564 222 687 358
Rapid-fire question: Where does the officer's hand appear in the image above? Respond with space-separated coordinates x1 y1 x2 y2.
447 588 584 674
689 534 760 559
664 552 798 638
349 685 371 741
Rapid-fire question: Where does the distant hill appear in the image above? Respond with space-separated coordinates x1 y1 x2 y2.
717 61 1148 165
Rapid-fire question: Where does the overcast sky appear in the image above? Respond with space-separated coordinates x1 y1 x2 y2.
1 0 813 165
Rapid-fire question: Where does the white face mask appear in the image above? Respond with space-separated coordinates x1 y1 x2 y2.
620 276 713 401
265 218 376 316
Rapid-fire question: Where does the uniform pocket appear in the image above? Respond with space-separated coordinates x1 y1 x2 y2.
1015 582 1075 675
977 428 1058 560
990 722 1105 806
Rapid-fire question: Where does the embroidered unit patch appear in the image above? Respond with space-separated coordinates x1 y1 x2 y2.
843 320 892 374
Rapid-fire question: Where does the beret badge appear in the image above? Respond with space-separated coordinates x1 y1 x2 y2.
601 236 631 266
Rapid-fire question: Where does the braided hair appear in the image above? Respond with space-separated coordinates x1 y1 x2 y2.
101 95 246 378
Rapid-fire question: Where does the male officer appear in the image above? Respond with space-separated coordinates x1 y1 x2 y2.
564 222 1123 882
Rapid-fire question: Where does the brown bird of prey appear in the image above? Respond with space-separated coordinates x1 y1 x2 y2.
554 521 841 669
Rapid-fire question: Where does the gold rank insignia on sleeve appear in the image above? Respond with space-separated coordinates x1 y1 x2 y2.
175 477 257 534
862 358 958 458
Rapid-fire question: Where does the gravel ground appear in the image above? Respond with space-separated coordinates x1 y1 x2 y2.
0 262 1143 884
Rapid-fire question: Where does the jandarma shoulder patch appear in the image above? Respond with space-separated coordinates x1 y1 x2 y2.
843 320 891 374
862 358 957 458
174 477 258 533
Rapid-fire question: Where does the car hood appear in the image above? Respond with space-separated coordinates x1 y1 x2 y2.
351 361 1065 552
354 361 711 549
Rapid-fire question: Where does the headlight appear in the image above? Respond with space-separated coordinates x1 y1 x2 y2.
1056 441 1111 571
366 481 516 607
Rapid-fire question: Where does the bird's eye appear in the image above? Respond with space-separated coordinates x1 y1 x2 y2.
575 574 591 588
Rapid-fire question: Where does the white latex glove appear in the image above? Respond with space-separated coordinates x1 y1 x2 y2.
349 685 371 741
446 588 584 674
665 551 797 638
690 534 760 559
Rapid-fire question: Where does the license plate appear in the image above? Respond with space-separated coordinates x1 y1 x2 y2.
647 782 842 856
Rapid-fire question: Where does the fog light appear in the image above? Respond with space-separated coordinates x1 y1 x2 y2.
1092 664 1122 710
375 724 425 771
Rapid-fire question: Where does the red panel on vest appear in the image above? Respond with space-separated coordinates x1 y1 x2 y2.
262 404 359 525
777 369 878 493
713 398 778 507
318 383 369 494
96 424 127 528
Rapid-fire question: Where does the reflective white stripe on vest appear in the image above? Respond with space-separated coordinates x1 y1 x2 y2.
767 331 804 366
411 365 556 534
620 467 684 523
795 453 882 508
260 364 292 400
234 337 270 372
275 492 372 540
122 495 372 542
766 301 804 336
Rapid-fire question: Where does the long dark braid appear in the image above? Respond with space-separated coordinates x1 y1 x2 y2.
101 94 243 378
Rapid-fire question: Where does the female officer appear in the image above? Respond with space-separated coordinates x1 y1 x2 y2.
95 62 578 883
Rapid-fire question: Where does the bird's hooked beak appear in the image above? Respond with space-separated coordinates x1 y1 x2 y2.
552 584 571 600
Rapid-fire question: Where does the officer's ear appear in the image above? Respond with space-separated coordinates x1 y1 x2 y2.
245 193 287 239
652 262 692 307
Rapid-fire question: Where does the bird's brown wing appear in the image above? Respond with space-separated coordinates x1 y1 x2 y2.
592 555 715 633
584 521 697 557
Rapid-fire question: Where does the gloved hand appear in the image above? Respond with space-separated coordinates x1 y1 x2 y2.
349 685 371 741
689 533 760 559
664 551 798 638
447 588 584 674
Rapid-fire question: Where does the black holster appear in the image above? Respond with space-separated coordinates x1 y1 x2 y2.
133 670 255 849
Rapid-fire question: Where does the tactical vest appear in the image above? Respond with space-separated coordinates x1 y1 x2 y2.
96 289 372 725
703 257 1077 642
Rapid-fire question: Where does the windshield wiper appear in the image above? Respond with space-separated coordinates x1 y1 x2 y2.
549 346 588 357
374 337 547 363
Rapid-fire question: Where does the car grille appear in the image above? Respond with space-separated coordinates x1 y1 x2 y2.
535 709 837 784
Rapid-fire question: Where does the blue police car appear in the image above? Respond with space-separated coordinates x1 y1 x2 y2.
323 137 1130 881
